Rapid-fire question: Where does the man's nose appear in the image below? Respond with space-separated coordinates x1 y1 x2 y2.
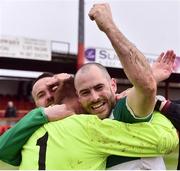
46 91 53 99
90 90 100 101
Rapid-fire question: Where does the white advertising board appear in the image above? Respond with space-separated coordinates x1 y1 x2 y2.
85 47 180 73
0 35 51 61
0 0 180 71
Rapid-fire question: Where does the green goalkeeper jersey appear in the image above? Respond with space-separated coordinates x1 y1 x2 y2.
19 111 178 170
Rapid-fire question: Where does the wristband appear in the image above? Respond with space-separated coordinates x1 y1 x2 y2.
154 99 162 111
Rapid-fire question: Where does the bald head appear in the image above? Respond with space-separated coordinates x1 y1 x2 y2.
74 63 111 89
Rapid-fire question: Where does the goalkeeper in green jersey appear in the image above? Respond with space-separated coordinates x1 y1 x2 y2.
0 77 178 169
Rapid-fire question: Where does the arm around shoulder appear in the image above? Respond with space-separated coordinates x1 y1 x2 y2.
0 107 47 166
88 113 178 157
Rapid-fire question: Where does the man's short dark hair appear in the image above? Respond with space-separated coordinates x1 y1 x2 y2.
32 72 54 88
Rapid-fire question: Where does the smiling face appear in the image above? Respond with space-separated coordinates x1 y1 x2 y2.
75 64 117 119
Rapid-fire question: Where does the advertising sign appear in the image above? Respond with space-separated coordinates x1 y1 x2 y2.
0 35 51 61
85 47 180 73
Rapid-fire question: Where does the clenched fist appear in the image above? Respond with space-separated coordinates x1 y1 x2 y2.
88 3 115 33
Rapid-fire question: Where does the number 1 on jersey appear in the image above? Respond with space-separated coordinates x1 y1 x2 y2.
36 132 49 170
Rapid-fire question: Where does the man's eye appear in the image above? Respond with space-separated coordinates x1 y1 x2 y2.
95 85 103 91
80 91 89 96
37 94 44 99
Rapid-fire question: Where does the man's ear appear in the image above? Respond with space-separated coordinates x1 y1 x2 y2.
111 78 117 93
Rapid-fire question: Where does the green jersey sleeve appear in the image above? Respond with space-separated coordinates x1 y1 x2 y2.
0 107 48 166
113 97 152 122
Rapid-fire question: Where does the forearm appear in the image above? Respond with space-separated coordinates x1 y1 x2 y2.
0 107 48 166
89 3 156 116
105 24 156 94
102 8 156 116
89 3 156 95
